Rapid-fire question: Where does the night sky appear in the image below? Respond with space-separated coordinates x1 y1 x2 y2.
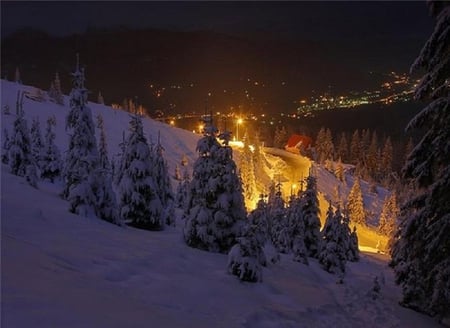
1 1 433 41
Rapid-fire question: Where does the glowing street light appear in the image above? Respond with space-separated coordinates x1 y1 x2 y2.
236 118 243 141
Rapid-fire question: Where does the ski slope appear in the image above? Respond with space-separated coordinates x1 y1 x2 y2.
1 80 439 327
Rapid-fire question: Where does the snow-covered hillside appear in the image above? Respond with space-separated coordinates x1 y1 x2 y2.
1 80 439 327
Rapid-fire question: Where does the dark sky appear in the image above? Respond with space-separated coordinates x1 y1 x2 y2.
1 1 433 41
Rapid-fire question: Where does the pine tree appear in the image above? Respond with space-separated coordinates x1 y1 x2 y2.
348 226 360 262
30 117 44 171
391 2 450 318
183 120 245 253
268 182 289 253
366 131 378 179
315 127 326 163
319 205 347 277
227 223 263 282
40 116 62 182
96 114 111 174
378 193 399 237
301 172 322 258
118 115 161 229
2 128 11 164
347 177 365 225
153 132 174 226
9 99 33 178
337 132 348 163
350 130 361 165
288 195 308 264
62 56 116 222
380 136 393 181
175 168 190 209
335 157 344 182
241 132 257 209
54 72 64 105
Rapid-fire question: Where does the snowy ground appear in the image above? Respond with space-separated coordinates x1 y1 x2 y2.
1 165 439 327
1 80 439 327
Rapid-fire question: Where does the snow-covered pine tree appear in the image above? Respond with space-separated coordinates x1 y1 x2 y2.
337 132 348 163
319 204 346 276
268 182 289 253
315 127 326 163
227 223 263 282
113 130 127 186
54 72 64 105
347 177 366 225
365 131 378 179
288 194 308 264
30 117 44 171
184 121 245 253
350 129 361 165
348 226 359 262
8 98 34 180
62 56 117 221
380 136 393 182
391 2 450 317
40 116 62 182
118 115 162 229
175 167 190 209
301 172 322 258
241 132 257 209
2 128 11 164
153 132 174 226
248 195 270 249
335 157 344 182
378 192 398 237
96 114 111 174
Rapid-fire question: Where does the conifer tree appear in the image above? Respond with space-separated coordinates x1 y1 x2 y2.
9 99 34 179
183 120 245 253
30 117 44 171
335 157 344 182
347 177 365 225
241 132 257 209
268 182 288 253
54 72 64 105
319 205 347 276
337 132 348 163
288 195 308 264
153 132 174 226
227 223 263 282
96 114 111 174
380 136 393 180
118 115 161 229
348 226 360 262
366 131 378 178
40 116 62 182
62 56 116 221
2 128 11 164
350 130 361 165
391 2 450 317
175 168 190 209
378 193 399 237
301 172 322 258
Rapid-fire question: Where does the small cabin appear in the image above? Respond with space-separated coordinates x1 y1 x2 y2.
285 134 312 155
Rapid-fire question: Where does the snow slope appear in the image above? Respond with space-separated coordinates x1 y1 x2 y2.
1 80 439 327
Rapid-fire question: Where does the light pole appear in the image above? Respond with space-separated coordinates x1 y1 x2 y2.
236 118 243 141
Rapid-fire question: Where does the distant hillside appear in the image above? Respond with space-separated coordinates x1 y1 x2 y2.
1 27 423 115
